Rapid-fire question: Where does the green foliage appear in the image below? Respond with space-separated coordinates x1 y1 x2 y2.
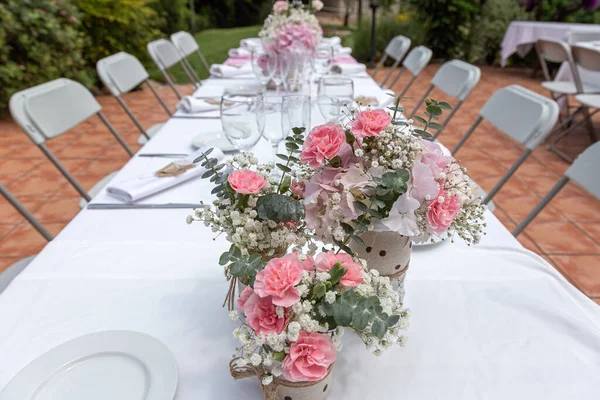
150 0 189 34
220 245 264 285
469 0 530 64
192 0 272 29
412 0 480 60
0 0 93 114
256 193 305 224
72 0 163 71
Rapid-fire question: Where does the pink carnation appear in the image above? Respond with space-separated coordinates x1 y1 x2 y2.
351 109 391 138
244 292 288 335
315 251 363 287
227 170 266 194
273 0 288 13
282 331 336 382
237 286 254 309
300 123 346 168
254 253 304 307
290 180 306 197
426 187 461 233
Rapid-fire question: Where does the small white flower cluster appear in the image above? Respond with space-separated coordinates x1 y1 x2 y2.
361 123 422 171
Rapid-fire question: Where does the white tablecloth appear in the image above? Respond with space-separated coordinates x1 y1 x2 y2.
1 56 599 399
500 21 600 66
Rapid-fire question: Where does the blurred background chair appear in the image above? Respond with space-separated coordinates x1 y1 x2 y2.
513 141 600 236
386 45 432 95
97 52 172 146
0 184 52 294
171 31 210 82
147 39 201 99
370 35 411 88
409 60 481 139
9 78 133 208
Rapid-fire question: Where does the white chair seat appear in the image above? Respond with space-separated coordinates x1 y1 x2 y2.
575 93 600 108
79 171 119 208
541 81 600 95
137 122 166 145
0 255 36 294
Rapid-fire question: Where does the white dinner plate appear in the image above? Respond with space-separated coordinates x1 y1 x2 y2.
0 330 178 400
413 234 446 247
191 130 237 152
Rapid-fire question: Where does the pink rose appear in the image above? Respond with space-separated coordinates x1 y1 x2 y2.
312 0 324 11
426 187 461 233
273 0 288 13
283 331 336 382
254 253 304 307
351 109 391 138
237 286 254 309
300 123 346 168
227 170 266 194
244 293 288 335
315 251 363 287
290 180 306 197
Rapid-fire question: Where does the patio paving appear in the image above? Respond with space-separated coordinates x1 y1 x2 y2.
0 65 599 305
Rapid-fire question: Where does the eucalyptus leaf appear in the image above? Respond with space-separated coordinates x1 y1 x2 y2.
256 193 305 223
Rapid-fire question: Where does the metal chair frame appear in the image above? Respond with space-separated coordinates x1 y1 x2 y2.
171 31 210 82
371 36 411 88
387 46 432 95
147 39 200 99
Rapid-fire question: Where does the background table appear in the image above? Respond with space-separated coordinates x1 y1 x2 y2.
1 53 600 399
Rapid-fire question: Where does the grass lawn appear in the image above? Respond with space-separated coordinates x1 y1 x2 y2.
147 25 261 84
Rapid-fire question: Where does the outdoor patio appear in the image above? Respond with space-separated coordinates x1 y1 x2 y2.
1 64 599 304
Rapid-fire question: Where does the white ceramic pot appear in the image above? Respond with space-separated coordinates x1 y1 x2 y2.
275 367 333 400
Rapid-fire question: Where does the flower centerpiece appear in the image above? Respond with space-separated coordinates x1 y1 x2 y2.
229 250 410 400
295 98 486 295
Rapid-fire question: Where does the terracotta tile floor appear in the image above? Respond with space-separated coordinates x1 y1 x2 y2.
0 65 599 306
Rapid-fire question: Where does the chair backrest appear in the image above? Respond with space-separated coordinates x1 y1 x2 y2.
9 78 101 145
431 60 481 101
403 46 432 76
571 44 600 72
171 31 198 57
147 39 183 71
97 52 149 96
564 30 600 45
536 39 571 63
479 85 560 149
384 35 411 61
565 141 600 199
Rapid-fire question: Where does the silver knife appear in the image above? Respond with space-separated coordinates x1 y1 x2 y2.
138 153 189 158
88 203 206 210
171 115 221 119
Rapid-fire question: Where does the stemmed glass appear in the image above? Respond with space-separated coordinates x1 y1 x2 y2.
282 95 311 138
221 92 265 152
262 97 285 163
268 51 292 96
317 77 354 122
250 49 276 92
312 45 334 79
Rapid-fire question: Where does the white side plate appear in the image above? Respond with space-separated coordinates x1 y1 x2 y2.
0 330 178 400
191 130 237 153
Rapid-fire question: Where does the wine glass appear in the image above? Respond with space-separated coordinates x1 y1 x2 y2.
221 92 265 151
282 95 311 138
262 97 284 162
269 51 292 97
317 77 354 122
312 45 334 78
251 49 276 92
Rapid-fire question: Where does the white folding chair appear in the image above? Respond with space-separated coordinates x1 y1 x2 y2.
548 44 600 161
452 85 560 206
9 78 133 208
371 35 411 88
147 39 200 99
409 60 481 139
0 184 53 294
97 52 172 145
171 31 210 81
387 45 432 94
513 141 600 236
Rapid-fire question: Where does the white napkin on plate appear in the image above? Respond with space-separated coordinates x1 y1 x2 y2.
334 46 353 56
177 96 220 113
321 36 341 46
210 63 253 78
228 47 251 58
330 63 367 75
106 148 225 203
240 38 262 49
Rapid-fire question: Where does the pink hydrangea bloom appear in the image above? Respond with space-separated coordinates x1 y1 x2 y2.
315 251 363 287
237 286 254 309
351 109 391 138
227 170 266 194
254 253 304 307
282 331 336 382
300 123 346 168
273 1 288 13
275 23 318 53
410 161 439 203
426 187 461 233
419 141 453 179
243 292 288 335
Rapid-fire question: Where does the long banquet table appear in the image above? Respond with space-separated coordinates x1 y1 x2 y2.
1 54 600 399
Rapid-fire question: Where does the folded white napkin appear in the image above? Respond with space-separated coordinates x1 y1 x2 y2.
330 63 367 75
210 63 254 78
321 36 341 46
177 96 220 114
106 148 225 203
240 38 263 49
228 47 251 58
334 46 353 56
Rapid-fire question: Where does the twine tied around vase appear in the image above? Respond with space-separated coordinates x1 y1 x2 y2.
229 357 333 400
223 275 239 311
388 260 410 280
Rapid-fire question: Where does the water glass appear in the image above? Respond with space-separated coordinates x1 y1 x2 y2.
269 52 293 96
251 49 276 90
221 93 265 151
262 97 285 162
317 77 354 122
282 95 311 138
312 45 334 76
